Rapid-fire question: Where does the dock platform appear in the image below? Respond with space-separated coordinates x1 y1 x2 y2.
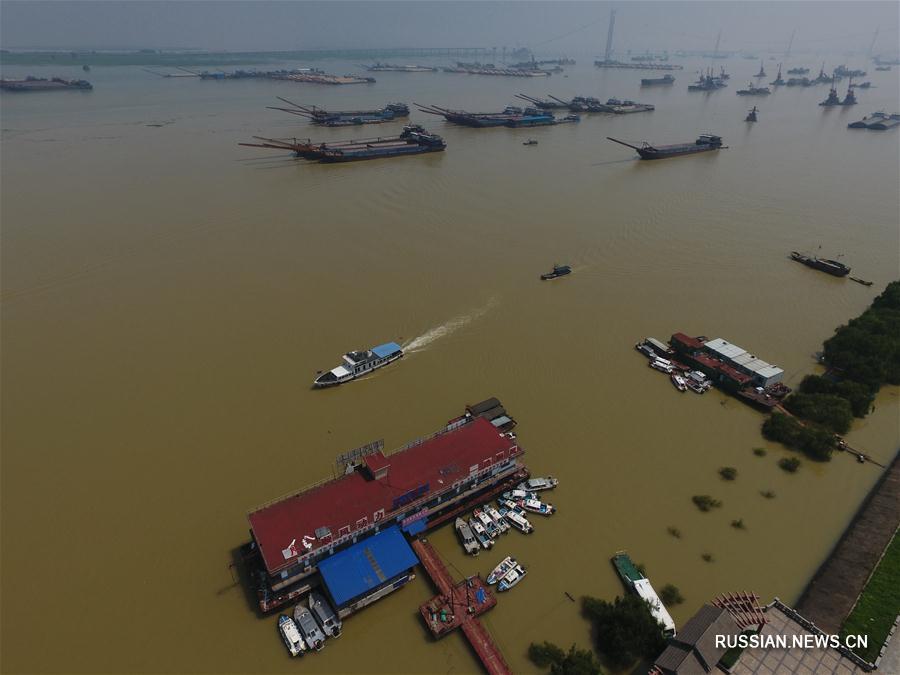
413 538 512 675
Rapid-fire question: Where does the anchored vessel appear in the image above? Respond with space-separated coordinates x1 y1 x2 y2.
293 604 326 651
770 64 786 86
268 97 409 126
241 125 446 162
737 82 771 96
455 517 480 555
641 74 675 86
541 264 571 280
607 134 723 160
787 66 810 75
1 76 92 91
688 69 727 91
790 251 850 277
309 591 342 638
746 106 759 122
416 104 573 128
278 615 307 657
612 552 676 637
365 63 437 72
848 112 900 130
313 342 403 387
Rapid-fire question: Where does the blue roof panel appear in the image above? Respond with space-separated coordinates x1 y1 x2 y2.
371 342 402 358
318 526 418 607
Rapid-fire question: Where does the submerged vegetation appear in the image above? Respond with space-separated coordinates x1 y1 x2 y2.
692 495 722 511
719 467 738 481
752 447 767 456
778 457 801 473
731 518 746 530
760 489 777 499
660 584 684 606
666 526 682 539
762 281 900 458
528 642 603 675
582 594 666 670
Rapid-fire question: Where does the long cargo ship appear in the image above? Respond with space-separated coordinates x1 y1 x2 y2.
267 98 409 126
1 76 92 92
612 552 677 637
240 125 446 162
790 251 850 277
240 398 527 613
641 74 675 86
594 59 682 71
606 134 723 160
416 103 575 128
313 342 403 387
364 63 437 72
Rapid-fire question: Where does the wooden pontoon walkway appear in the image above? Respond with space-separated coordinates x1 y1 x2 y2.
413 538 512 675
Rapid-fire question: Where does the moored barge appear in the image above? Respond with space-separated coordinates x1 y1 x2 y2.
1 76 93 92
789 251 850 277
607 134 723 160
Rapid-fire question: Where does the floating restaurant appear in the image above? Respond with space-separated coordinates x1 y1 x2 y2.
241 399 526 613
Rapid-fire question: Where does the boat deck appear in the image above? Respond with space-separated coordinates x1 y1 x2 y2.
414 538 511 675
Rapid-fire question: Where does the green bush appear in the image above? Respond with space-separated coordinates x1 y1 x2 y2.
798 375 875 418
762 413 836 461
528 642 603 675
779 457 801 473
783 392 853 434
582 594 666 670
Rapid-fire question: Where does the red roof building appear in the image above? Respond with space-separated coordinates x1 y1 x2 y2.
248 417 520 576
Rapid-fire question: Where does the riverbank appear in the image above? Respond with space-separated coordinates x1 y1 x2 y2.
795 449 900 635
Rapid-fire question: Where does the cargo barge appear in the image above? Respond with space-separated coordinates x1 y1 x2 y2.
790 251 850 277
606 134 723 160
267 97 409 126
240 125 446 162
1 76 92 91
364 63 437 72
416 103 577 128
594 59 682 71
612 552 676 637
641 74 675 86
240 398 527 613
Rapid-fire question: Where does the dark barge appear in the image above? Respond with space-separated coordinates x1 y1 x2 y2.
607 134 723 160
790 251 850 277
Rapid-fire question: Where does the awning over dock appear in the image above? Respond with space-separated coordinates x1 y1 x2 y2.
318 526 418 608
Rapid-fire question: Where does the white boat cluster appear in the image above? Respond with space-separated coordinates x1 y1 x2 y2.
454 476 559 592
635 340 712 394
278 590 342 658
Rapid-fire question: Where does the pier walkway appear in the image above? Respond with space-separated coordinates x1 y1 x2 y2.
413 538 512 675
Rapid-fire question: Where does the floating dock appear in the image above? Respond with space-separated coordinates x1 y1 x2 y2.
414 538 512 675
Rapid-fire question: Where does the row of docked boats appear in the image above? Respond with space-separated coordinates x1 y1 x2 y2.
635 339 712 394
278 590 342 657
455 477 558 554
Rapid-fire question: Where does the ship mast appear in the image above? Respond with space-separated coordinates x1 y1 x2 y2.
603 9 617 63
785 29 796 59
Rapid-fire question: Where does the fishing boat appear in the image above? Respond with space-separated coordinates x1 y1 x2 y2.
518 476 558 491
498 564 527 592
671 374 688 392
485 505 511 533
487 556 518 584
456 518 481 555
475 509 503 539
278 615 307 657
541 264 571 280
309 591 342 638
293 604 326 651
470 519 494 549
612 552 676 637
790 251 850 277
607 134 723 160
521 497 556 516
523 139 539 146
745 106 759 122
313 342 402 387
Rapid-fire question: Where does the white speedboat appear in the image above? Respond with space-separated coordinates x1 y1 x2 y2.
499 502 534 533
309 590 342 638
313 342 403 387
686 370 711 393
475 509 502 539
650 358 673 374
517 476 558 491
521 497 556 516
671 374 687 391
470 519 494 549
293 604 326 651
278 615 307 657
456 517 480 555
485 505 510 533
487 556 518 585
498 564 527 591
502 489 538 501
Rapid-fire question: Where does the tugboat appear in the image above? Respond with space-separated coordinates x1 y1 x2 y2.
745 106 759 122
790 251 851 277
309 591 342 638
278 615 307 657
313 342 403 387
770 63 785 86
540 264 571 280
737 82 771 95
819 78 841 106
607 134 723 160
755 61 766 78
456 518 480 555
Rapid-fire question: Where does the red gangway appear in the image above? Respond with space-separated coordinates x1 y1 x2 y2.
413 538 512 675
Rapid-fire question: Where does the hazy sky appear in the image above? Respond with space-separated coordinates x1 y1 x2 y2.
1 1 897 56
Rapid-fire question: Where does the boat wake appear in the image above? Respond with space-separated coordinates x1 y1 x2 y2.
403 297 498 353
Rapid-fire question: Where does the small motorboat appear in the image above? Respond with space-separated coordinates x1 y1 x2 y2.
475 508 502 539
671 374 688 392
487 556 518 585
309 590 342 638
470 519 494 549
484 505 511 533
523 139 539 145
541 264 572 280
293 604 326 652
278 614 307 657
521 497 556 516
498 502 534 533
518 476 558 491
685 371 711 394
498 564 527 592
650 358 674 374
456 517 480 555
502 489 538 501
